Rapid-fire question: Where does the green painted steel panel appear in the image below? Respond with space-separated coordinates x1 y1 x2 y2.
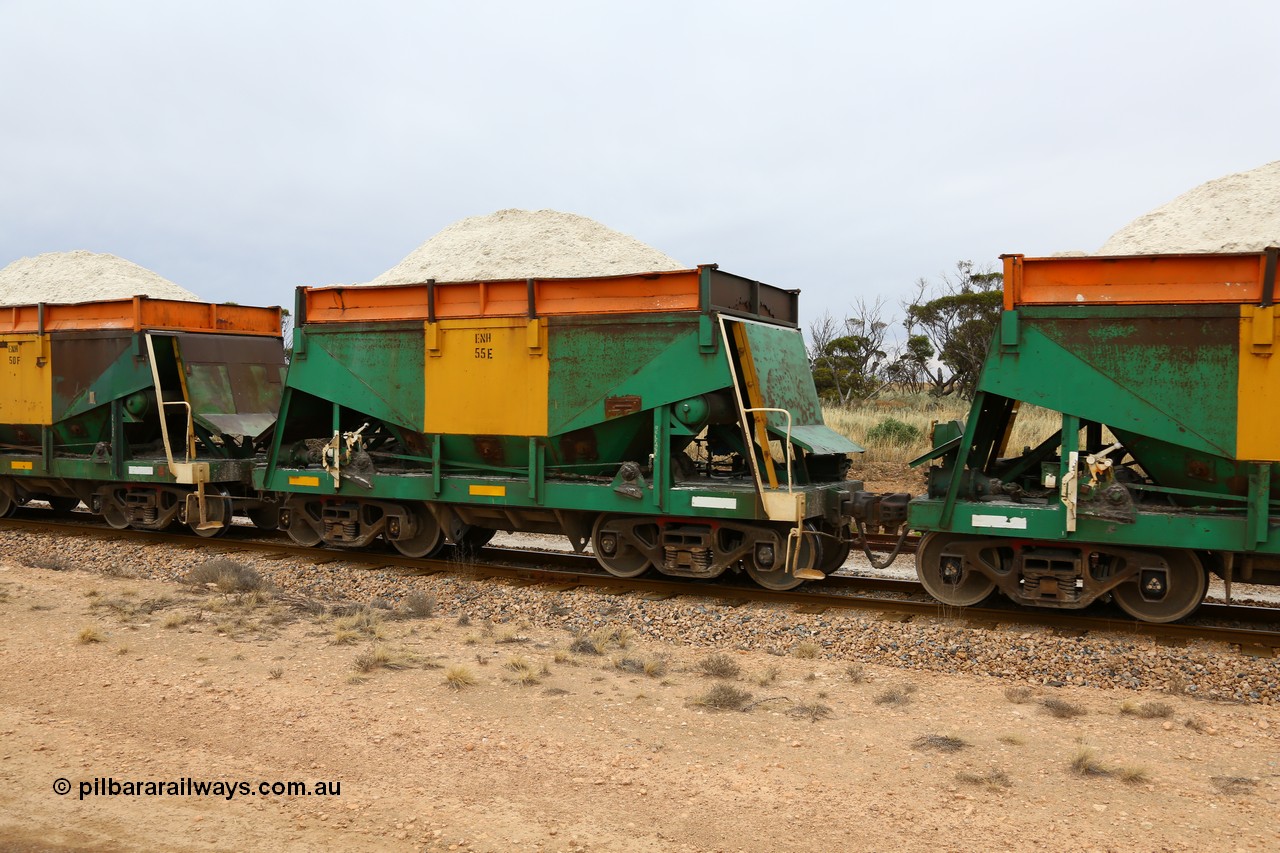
786 423 863 455
547 317 732 436
909 496 1278 555
287 325 426 432
979 308 1238 458
266 463 846 522
740 321 852 446
54 335 153 423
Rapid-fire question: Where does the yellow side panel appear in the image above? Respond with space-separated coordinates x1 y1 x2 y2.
469 484 507 497
1237 305 1280 461
0 334 53 425
423 318 548 436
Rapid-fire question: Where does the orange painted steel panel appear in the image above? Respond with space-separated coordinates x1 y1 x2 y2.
0 297 281 336
1003 252 1270 310
304 269 704 324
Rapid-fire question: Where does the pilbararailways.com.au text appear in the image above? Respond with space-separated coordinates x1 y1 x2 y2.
59 777 342 801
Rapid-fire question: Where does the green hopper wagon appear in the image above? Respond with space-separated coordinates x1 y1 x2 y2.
264 265 865 589
910 249 1280 621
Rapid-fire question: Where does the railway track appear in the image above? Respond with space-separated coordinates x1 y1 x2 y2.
3 512 1278 656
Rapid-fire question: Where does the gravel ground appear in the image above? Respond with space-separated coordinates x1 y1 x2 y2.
4 528 1279 705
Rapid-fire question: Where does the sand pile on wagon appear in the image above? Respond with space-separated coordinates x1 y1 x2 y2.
369 208 685 285
1099 160 1280 254
0 250 200 305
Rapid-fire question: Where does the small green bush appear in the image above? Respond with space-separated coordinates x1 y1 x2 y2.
866 417 922 446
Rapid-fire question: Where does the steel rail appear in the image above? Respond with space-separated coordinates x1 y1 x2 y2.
2 513 1277 654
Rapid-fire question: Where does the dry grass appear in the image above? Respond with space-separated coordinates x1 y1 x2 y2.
997 734 1025 746
642 657 668 678
874 684 917 706
77 626 104 644
825 398 1061 468
792 641 820 659
912 734 969 753
691 684 753 711
1003 685 1034 704
788 701 832 722
398 591 436 618
956 768 1011 789
331 608 385 644
495 628 530 645
1210 776 1258 795
1117 765 1150 784
1119 700 1174 719
183 559 267 593
89 595 176 624
754 664 782 687
568 626 631 656
696 653 742 679
1184 716 1213 734
352 645 417 674
844 663 867 683
443 665 477 690
161 612 190 630
614 656 666 678
267 667 284 680
1070 746 1111 777
1041 697 1086 719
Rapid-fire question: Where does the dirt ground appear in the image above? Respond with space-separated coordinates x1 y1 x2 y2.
1 561 1277 853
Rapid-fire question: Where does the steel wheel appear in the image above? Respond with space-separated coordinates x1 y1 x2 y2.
100 494 129 530
0 487 14 519
746 529 822 591
46 497 81 513
916 532 997 607
190 492 232 538
392 504 445 558
1112 549 1206 623
815 523 850 575
592 515 653 578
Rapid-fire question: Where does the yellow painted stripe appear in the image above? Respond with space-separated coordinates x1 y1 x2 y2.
1238 305 1280 461
469 484 506 497
10 460 33 470
288 475 321 487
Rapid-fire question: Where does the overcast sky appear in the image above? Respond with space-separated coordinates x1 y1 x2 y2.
2 0 1277 330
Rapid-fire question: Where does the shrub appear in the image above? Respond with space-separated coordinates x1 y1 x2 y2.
1041 697 1086 719
792 641 820 659
1119 700 1174 719
1004 686 1033 704
956 769 1011 789
866 417 922 447
692 684 752 711
696 653 742 679
912 734 968 753
183 559 266 593
399 591 436 618
874 684 917 706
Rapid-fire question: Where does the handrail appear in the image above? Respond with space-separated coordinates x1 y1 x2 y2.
143 334 195 468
